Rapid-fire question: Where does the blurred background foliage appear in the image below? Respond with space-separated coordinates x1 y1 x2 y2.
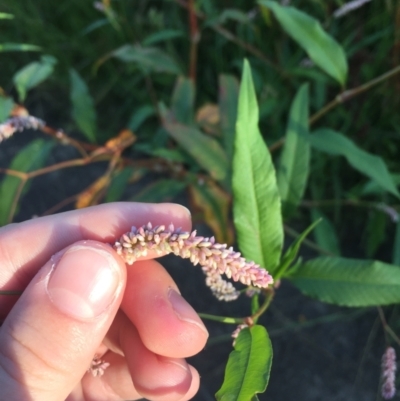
1 1 400 399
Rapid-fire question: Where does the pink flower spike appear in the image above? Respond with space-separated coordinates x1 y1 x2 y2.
113 223 274 300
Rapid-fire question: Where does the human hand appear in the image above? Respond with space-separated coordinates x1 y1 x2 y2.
0 202 208 401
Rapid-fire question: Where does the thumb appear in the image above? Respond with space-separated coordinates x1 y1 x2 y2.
0 240 126 401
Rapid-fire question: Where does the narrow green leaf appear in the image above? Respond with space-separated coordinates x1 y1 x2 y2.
127 105 155 131
0 43 41 52
0 97 14 122
275 218 321 279
311 209 340 255
219 74 239 169
171 77 195 125
233 60 283 272
0 139 53 225
216 325 273 401
290 256 400 306
0 13 14 19
259 1 348 86
13 55 57 102
131 179 186 202
309 129 400 198
218 9 251 24
163 121 228 182
277 84 310 217
111 45 181 74
143 29 184 46
69 69 97 142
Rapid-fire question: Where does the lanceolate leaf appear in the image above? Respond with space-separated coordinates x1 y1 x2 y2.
219 74 239 170
277 84 310 218
13 55 57 102
0 139 53 225
0 97 14 122
289 256 400 306
309 129 400 199
275 218 321 279
259 1 348 86
163 121 228 182
233 60 283 272
0 43 41 52
111 45 181 74
171 77 195 125
69 69 97 142
216 326 273 401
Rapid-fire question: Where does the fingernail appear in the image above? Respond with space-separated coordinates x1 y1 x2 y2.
47 244 121 320
168 288 208 335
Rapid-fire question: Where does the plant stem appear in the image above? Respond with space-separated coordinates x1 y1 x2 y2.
187 0 199 82
309 64 400 126
199 290 275 325
198 313 243 324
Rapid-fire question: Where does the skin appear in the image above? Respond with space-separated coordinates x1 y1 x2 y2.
0 202 208 401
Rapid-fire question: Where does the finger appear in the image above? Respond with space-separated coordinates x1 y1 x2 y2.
0 202 191 316
121 259 208 358
104 312 196 401
0 240 126 401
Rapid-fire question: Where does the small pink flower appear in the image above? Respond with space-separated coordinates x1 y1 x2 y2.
89 358 110 377
0 116 45 143
381 346 397 399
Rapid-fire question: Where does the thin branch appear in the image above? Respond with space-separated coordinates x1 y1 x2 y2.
269 64 400 152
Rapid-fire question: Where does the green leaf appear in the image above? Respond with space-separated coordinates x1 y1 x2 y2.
233 60 283 272
13 55 57 102
131 179 186 202
218 9 251 24
111 45 181 74
289 256 400 306
0 13 14 19
259 1 348 86
171 77 195 125
275 218 321 279
0 139 53 225
309 129 400 198
0 97 14 122
311 209 340 255
219 74 239 170
0 43 41 52
143 29 184 46
127 105 155 131
277 84 310 218
69 69 97 142
163 121 228 182
216 325 273 401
